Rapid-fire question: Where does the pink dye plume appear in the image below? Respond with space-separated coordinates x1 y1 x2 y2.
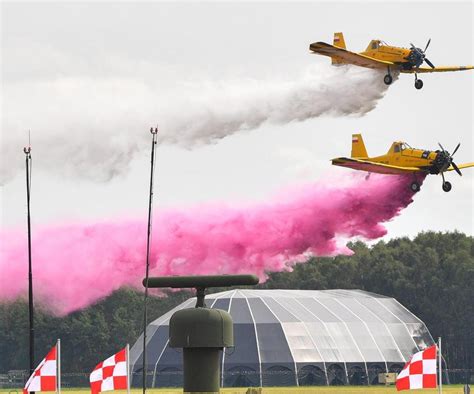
0 173 422 314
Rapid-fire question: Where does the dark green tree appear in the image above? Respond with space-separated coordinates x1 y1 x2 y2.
1 232 472 378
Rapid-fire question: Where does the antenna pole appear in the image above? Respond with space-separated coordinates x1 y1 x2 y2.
438 337 442 394
24 144 35 386
142 127 158 394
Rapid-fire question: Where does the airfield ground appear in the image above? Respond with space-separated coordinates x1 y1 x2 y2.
1 387 466 394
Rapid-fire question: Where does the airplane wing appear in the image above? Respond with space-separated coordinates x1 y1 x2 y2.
332 157 424 175
401 66 474 73
309 42 394 69
447 162 474 171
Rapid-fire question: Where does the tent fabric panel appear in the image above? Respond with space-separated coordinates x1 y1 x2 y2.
376 298 421 323
326 363 347 385
274 297 321 322
406 322 435 350
145 325 170 369
261 297 300 322
340 298 381 322
297 298 340 322
261 363 297 387
154 342 182 375
345 322 384 361
229 297 253 324
211 298 230 312
154 367 183 388
254 322 294 364
248 298 279 323
223 364 260 387
304 322 344 363
280 322 324 363
150 298 195 327
296 363 327 386
130 324 160 369
356 297 401 323
386 323 419 360
224 323 259 365
332 298 392 364
365 322 405 362
325 322 365 362
317 298 361 322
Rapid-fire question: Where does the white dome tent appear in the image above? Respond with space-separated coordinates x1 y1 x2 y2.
130 289 435 387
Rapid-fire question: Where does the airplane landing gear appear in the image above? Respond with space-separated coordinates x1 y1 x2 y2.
384 74 393 85
414 74 423 89
410 181 421 192
441 172 452 192
384 66 393 85
442 181 452 192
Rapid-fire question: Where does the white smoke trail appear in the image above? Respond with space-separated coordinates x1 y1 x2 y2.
1 65 394 184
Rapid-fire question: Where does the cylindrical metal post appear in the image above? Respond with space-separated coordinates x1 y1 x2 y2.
24 147 34 382
142 127 158 394
144 276 259 393
169 305 234 394
183 348 221 393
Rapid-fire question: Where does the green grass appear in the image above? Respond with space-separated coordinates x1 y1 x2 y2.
1 386 467 394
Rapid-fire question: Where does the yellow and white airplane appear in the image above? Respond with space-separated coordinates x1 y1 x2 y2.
332 134 474 192
310 33 474 89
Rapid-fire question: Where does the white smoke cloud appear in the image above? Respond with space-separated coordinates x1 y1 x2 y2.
1 65 395 184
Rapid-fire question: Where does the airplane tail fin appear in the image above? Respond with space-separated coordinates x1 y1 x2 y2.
332 32 347 65
351 134 368 158
333 32 346 49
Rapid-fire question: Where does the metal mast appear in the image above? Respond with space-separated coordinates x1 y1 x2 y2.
24 143 35 383
142 127 158 394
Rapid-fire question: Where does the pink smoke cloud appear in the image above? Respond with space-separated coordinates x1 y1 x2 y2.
0 173 422 314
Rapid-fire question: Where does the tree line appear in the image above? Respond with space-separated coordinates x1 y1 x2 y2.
1 231 472 374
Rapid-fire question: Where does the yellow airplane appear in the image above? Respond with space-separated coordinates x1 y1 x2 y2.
332 134 474 192
310 33 474 89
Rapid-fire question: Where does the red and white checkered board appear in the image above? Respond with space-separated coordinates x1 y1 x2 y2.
396 345 437 391
90 348 127 394
23 345 57 394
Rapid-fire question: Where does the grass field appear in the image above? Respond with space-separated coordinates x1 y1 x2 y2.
0 387 467 394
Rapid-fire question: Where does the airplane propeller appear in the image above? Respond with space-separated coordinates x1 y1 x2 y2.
423 38 431 53
409 39 435 69
424 57 435 69
452 142 461 155
438 142 462 176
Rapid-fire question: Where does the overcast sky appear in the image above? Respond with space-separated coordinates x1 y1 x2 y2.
1 1 473 240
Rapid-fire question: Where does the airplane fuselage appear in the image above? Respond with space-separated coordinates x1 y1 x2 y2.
332 134 473 193
356 142 446 174
360 42 422 70
310 33 474 90
361 46 410 65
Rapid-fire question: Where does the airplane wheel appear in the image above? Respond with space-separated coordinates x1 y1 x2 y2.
415 79 423 89
410 182 421 192
442 181 452 192
384 74 393 85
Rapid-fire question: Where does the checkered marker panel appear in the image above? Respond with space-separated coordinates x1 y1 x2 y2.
396 345 437 391
23 345 57 394
90 348 127 394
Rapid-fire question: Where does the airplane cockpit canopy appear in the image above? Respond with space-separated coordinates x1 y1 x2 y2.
370 40 389 50
393 142 412 153
400 142 412 150
371 40 380 50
